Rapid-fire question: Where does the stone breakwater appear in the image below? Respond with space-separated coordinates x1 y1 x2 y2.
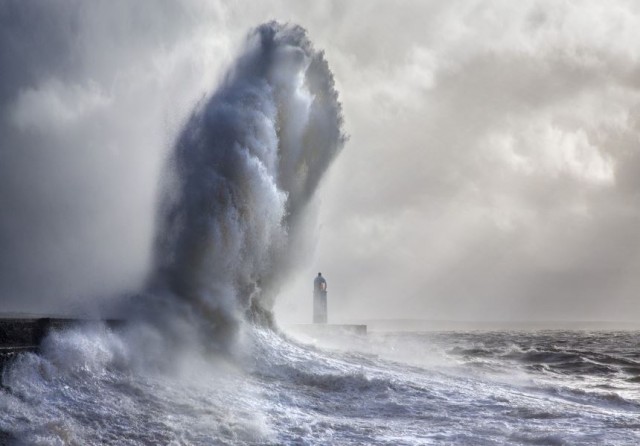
0 318 122 371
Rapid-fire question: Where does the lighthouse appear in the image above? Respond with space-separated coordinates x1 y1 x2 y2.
313 272 327 324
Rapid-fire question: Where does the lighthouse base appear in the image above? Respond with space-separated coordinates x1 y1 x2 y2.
287 323 367 336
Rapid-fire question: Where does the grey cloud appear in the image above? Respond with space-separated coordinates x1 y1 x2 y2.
1 1 639 325
279 0 640 324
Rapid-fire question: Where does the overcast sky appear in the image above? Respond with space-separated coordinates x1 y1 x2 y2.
1 1 639 323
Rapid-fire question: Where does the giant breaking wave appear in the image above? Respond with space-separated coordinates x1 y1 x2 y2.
148 22 345 339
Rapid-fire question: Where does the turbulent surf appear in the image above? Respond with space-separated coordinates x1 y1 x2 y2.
2 327 640 444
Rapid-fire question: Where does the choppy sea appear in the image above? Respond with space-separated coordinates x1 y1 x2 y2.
1 326 639 445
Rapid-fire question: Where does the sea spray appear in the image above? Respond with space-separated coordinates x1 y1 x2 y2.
149 22 345 341
0 22 346 443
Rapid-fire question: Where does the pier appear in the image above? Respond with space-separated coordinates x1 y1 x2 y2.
0 317 123 371
288 323 367 336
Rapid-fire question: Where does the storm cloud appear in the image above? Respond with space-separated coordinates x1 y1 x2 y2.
1 0 639 323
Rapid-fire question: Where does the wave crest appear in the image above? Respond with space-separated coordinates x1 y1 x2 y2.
149 22 345 340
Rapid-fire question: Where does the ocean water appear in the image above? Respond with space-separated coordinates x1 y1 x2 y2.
1 326 639 445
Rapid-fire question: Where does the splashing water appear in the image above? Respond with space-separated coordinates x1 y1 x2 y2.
0 22 350 443
149 22 345 340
